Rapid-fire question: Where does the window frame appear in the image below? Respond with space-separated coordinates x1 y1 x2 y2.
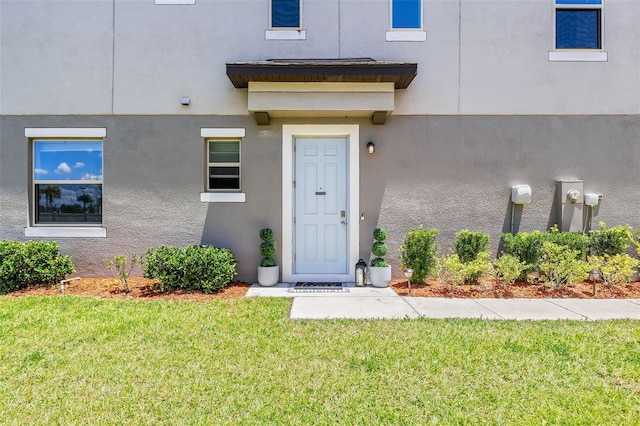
266 0 306 40
549 0 606 61
200 128 246 203
270 0 301 29
206 139 242 193
385 0 427 42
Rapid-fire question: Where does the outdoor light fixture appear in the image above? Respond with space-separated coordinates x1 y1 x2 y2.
367 141 375 154
404 268 414 295
180 97 191 106
589 269 601 296
355 259 367 287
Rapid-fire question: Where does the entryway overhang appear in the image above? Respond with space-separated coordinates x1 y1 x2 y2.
226 58 417 125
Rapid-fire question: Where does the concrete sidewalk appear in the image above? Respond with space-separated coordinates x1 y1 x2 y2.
246 283 640 320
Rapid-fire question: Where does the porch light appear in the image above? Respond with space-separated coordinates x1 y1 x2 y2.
367 141 375 154
355 259 367 287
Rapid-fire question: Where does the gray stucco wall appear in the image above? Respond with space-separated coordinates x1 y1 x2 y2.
2 115 639 280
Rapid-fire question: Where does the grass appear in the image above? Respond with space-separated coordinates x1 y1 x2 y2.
1 296 639 425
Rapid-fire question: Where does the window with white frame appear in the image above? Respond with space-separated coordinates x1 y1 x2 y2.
386 0 426 42
271 0 300 28
33 139 103 225
555 0 602 49
207 139 241 192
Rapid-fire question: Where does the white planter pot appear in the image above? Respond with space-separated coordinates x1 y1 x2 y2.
257 265 279 287
369 266 391 288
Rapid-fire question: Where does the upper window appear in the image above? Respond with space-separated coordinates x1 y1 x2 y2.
555 0 602 49
33 140 103 225
272 0 300 28
392 0 421 29
207 140 241 192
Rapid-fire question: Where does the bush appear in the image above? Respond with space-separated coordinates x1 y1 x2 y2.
439 251 492 286
259 228 277 267
538 242 589 289
494 254 530 285
454 230 490 263
370 227 389 268
105 254 142 293
144 245 237 293
400 227 439 284
588 254 638 286
0 240 75 294
589 222 632 256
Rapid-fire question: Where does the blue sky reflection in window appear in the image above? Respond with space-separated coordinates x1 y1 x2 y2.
392 0 421 29
556 0 601 49
272 0 300 28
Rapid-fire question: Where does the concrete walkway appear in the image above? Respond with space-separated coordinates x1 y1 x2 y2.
246 283 640 320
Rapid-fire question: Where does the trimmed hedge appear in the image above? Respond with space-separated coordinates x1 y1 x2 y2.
144 245 237 293
0 240 75 294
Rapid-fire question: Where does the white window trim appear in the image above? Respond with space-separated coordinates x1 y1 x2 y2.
27 129 106 234
25 227 107 238
385 30 427 42
201 128 246 203
549 1 606 61
265 30 307 41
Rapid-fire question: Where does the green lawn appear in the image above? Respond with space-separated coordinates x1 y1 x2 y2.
1 296 639 425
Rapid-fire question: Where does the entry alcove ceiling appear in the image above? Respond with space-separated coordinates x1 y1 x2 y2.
225 58 418 124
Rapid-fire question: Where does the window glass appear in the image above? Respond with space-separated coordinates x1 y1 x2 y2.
272 0 300 28
33 140 103 224
207 140 240 192
556 9 600 49
392 0 421 29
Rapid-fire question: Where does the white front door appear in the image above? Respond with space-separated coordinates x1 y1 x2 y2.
294 137 348 274
282 125 359 283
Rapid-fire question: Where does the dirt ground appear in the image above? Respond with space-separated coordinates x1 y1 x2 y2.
8 276 640 300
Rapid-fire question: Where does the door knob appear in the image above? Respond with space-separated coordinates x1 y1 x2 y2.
341 221 347 225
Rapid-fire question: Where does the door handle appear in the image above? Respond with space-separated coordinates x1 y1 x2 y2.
341 221 347 225
315 191 326 196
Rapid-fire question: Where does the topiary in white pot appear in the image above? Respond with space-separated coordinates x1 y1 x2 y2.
369 227 391 287
257 228 279 286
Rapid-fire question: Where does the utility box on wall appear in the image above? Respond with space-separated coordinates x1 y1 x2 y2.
557 180 584 232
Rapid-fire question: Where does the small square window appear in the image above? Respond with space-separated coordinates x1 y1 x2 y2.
392 0 421 29
555 0 602 50
207 140 241 192
272 0 300 28
33 140 103 225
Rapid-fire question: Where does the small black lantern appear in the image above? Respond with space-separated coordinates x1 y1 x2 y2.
355 259 367 287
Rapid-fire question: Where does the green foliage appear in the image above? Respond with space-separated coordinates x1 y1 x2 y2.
439 251 492 285
370 258 389 268
258 228 277 266
494 254 530 285
400 227 439 284
538 242 589 289
589 222 632 256
454 230 490 263
259 228 274 242
0 240 75 294
144 245 237 293
370 227 388 267
500 226 589 272
260 257 277 267
105 254 142 293
373 228 387 242
588 254 638 286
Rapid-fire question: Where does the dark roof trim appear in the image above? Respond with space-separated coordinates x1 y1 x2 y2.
226 58 417 89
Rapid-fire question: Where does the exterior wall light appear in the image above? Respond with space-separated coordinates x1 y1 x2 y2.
180 97 191 106
367 141 375 154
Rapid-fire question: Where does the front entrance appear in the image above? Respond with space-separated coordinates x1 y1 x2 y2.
282 125 360 283
294 137 347 274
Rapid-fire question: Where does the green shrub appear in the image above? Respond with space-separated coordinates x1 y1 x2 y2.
0 240 75 294
370 228 389 268
400 227 439 284
105 254 142 293
144 245 237 293
454 230 490 263
259 228 277 267
588 254 638 286
538 242 589 289
544 226 589 259
589 222 632 256
493 254 530 285
439 252 492 285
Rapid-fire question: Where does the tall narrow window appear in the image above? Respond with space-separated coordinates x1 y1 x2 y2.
272 0 300 28
33 140 103 225
207 140 241 192
555 0 602 49
392 0 421 29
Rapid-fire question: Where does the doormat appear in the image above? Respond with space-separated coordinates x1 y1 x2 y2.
289 282 350 293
